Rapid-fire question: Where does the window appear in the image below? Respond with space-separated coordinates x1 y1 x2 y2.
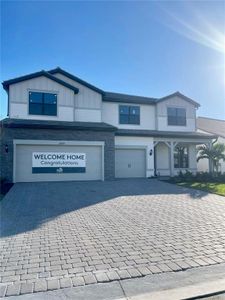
174 145 189 168
167 107 186 126
29 92 57 116
119 105 140 125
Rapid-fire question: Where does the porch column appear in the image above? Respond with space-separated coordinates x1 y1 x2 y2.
170 142 174 176
168 141 178 177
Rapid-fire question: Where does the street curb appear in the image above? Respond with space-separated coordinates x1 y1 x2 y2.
127 278 225 300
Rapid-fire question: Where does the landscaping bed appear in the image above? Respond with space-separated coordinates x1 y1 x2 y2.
168 171 225 197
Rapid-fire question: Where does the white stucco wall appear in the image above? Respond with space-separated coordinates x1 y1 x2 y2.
156 96 197 132
102 102 156 130
115 136 154 177
74 109 102 123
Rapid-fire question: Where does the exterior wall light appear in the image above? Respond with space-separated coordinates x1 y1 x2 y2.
5 144 9 153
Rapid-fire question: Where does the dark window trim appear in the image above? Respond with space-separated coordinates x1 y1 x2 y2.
119 105 140 125
29 91 58 116
167 107 187 126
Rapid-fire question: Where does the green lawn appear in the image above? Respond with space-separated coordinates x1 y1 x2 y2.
176 182 225 196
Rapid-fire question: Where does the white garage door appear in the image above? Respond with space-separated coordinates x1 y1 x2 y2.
115 148 146 178
15 142 103 182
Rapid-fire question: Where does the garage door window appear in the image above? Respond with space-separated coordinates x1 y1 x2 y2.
29 92 57 116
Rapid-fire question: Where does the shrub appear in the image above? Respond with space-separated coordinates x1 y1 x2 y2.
172 171 225 183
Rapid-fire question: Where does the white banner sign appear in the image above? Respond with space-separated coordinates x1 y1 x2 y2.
32 152 86 173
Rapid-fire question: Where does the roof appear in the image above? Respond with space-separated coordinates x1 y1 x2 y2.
116 129 217 139
156 92 200 107
197 117 225 138
2 70 79 94
2 67 200 107
103 91 200 107
1 118 117 132
103 92 157 105
48 67 104 94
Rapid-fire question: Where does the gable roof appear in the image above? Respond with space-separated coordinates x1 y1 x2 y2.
2 70 79 94
156 91 200 107
103 92 157 105
102 91 200 107
48 67 104 94
2 67 200 107
197 117 225 138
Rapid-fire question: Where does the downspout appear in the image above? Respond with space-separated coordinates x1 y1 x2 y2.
7 89 9 116
73 91 76 121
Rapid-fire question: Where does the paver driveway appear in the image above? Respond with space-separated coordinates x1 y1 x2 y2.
1 179 225 297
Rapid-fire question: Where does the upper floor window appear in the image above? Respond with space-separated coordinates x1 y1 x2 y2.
119 105 140 125
29 92 57 116
167 107 186 126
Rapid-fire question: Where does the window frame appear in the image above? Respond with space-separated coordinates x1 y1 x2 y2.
174 145 189 169
119 105 140 125
167 106 186 126
28 91 58 116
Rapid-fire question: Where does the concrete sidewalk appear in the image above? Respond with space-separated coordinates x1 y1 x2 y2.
6 263 225 300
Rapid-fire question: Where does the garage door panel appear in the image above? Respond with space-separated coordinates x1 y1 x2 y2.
115 148 146 178
15 144 102 182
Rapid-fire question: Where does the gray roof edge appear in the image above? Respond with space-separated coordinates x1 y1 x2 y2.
2 70 79 94
103 92 157 105
116 129 217 139
102 98 156 105
1 118 117 132
197 116 225 122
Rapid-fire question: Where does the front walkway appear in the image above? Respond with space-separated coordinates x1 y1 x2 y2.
1 179 225 297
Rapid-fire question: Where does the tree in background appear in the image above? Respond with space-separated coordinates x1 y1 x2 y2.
197 143 225 174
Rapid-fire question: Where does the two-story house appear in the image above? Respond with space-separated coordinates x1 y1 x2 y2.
1 67 216 183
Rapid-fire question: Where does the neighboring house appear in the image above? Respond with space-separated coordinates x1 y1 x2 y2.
197 117 225 173
0 67 216 183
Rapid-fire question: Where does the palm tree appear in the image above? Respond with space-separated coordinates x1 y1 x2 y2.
197 143 225 174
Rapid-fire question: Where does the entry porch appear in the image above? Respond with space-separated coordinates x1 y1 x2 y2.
154 137 213 177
